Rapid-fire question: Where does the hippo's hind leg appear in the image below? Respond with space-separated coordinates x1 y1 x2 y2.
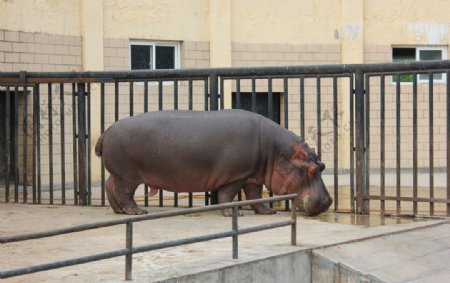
243 184 276 215
105 175 125 214
217 181 244 217
111 176 148 215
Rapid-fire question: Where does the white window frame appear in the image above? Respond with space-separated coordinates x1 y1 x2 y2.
392 45 447 83
129 41 180 70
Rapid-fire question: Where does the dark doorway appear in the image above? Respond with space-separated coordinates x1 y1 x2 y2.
0 91 17 183
231 92 281 124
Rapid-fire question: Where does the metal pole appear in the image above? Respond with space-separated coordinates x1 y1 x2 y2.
291 199 297 246
125 222 133 281
232 206 238 259
354 69 367 214
77 83 87 205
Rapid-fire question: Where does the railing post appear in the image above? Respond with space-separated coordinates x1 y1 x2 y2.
291 198 297 246
232 206 238 259
77 83 87 205
355 70 368 214
125 222 133 281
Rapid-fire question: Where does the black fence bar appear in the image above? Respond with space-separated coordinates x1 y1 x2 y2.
395 75 401 214
144 80 149 207
349 75 355 213
158 80 164 207
34 84 42 204
87 84 92 205
100 82 105 206
48 84 54 204
0 195 297 281
72 83 78 205
429 75 434 215
364 74 370 211
188 79 193 207
251 78 256 112
333 76 338 211
355 70 366 214
316 77 322 159
412 74 418 214
114 81 119 122
129 82 134 117
13 86 19 203
23 86 28 203
380 75 386 212
77 83 87 205
60 83 66 205
5 86 10 202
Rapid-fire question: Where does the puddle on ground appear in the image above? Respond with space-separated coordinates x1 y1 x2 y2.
311 212 428 227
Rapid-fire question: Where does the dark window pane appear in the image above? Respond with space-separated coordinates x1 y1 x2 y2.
392 48 416 82
156 46 175 69
131 45 151 70
232 92 280 124
419 50 443 80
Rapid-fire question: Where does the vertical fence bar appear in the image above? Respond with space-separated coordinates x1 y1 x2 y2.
232 206 238 259
364 74 370 213
349 75 355 213
158 80 164 207
125 222 133 281
5 86 10 202
87 84 92 205
144 81 149 207
32 85 38 203
300 77 305 138
447 71 450 217
23 86 28 203
13 86 19 203
60 84 66 205
333 76 338 211
72 83 78 205
48 84 54 204
380 75 386 213
428 75 434 215
174 80 179 207
129 82 134 117
355 69 366 214
412 74 418 215
100 83 105 206
251 78 256 112
396 75 401 214
115 82 119 122
316 77 322 158
36 84 42 203
204 78 210 205
284 78 289 210
188 79 193 207
220 78 224 110
77 83 87 205
268 78 274 205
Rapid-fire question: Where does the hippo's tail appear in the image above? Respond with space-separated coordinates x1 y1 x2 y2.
95 131 106 157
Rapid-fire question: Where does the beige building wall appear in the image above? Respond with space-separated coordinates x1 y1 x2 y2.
1 0 450 191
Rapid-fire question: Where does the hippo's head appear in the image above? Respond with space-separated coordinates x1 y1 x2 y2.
270 140 332 216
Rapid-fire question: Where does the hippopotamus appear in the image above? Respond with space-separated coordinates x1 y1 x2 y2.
95 110 332 216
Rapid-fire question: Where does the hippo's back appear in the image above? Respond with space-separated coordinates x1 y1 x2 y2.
101 110 265 191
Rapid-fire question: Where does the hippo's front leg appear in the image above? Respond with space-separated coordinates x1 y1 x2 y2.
243 184 276 215
217 181 245 217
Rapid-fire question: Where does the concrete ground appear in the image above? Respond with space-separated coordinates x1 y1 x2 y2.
0 203 448 282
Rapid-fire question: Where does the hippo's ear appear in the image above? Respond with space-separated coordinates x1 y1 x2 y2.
290 145 307 166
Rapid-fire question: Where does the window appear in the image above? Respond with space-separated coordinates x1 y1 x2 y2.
130 41 179 70
392 46 447 83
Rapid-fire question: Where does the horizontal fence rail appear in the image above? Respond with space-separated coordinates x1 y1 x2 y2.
1 60 450 216
0 194 298 280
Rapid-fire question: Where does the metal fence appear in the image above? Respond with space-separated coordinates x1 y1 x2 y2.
0 194 297 280
1 60 450 216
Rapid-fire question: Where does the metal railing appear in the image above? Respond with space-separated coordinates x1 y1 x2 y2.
1 60 450 216
0 194 297 280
